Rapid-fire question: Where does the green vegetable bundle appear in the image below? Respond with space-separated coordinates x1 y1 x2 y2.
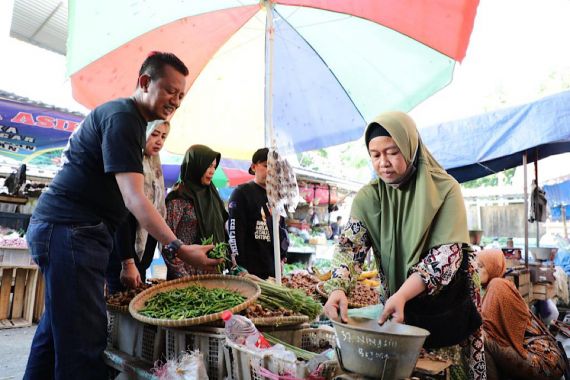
139 285 245 320
201 235 231 273
264 333 317 361
255 279 322 320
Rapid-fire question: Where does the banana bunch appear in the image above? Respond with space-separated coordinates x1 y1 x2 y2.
312 267 332 281
361 279 380 287
358 270 380 287
357 270 378 281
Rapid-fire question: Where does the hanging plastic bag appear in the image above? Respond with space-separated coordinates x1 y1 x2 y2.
529 179 547 223
153 351 208 380
537 299 559 325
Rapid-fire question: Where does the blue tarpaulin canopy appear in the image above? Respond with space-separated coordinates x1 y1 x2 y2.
544 180 570 221
420 91 570 183
544 180 570 206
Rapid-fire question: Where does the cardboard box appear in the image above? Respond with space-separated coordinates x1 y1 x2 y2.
529 265 555 283
506 258 522 268
505 269 531 289
518 271 530 286
532 283 555 301
518 283 530 297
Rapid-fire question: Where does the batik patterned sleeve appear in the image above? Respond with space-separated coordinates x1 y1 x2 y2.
162 199 190 278
409 242 463 296
464 248 487 380
323 217 372 295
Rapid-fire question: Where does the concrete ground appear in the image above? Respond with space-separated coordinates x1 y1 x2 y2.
0 325 36 380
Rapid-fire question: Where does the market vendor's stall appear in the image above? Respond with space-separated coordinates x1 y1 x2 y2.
102 271 454 380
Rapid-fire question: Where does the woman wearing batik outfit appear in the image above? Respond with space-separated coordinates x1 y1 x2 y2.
163 144 228 279
477 249 566 380
106 120 169 293
323 112 486 380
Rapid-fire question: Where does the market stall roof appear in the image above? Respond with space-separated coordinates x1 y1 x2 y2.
294 167 364 193
9 0 67 55
420 90 570 183
0 90 84 117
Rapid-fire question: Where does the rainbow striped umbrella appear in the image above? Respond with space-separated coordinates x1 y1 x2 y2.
67 0 479 159
161 155 253 189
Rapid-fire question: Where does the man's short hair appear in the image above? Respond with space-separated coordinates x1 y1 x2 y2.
138 51 189 82
336 216 342 221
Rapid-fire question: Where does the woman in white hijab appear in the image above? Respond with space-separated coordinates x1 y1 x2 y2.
106 120 169 293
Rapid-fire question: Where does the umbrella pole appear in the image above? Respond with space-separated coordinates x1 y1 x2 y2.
534 151 539 247
562 206 568 239
264 0 282 284
523 151 529 266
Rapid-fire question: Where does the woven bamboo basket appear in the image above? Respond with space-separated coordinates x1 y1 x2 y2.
316 281 377 309
249 315 309 326
204 313 309 327
106 303 129 314
129 275 260 327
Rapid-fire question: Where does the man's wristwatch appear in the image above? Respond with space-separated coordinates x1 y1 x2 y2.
162 239 183 261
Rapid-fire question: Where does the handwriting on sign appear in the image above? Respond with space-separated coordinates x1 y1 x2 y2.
357 347 392 361
339 330 398 348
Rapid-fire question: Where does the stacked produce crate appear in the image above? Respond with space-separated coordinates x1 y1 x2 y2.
0 244 38 328
505 268 531 303
528 263 556 302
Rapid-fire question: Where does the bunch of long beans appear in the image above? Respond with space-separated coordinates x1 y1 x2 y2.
139 285 245 320
255 279 322 320
263 333 317 361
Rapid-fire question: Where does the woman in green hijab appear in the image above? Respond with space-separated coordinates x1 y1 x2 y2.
323 112 485 379
162 144 228 279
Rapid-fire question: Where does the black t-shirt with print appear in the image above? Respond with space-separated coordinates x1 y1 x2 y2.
228 181 289 279
33 98 146 230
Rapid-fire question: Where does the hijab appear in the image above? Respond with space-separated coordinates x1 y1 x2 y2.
478 249 530 358
351 111 469 295
165 144 228 244
134 120 167 261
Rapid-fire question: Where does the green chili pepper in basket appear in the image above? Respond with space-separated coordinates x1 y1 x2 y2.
139 285 246 320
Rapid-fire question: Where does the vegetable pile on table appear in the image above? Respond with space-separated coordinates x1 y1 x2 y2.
349 283 379 306
250 276 323 320
139 285 245 320
106 283 152 307
282 272 320 299
243 303 301 319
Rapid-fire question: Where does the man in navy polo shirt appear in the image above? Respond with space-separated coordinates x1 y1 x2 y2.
24 52 221 379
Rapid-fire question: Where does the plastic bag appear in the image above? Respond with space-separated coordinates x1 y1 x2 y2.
347 304 384 320
537 299 559 325
153 351 208 380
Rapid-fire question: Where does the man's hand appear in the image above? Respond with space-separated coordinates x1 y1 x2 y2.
177 244 222 272
120 259 142 289
324 289 349 323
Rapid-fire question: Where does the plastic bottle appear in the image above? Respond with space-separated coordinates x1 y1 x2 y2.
221 310 270 349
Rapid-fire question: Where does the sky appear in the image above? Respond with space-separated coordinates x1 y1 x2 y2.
1 0 570 181
411 0 570 127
